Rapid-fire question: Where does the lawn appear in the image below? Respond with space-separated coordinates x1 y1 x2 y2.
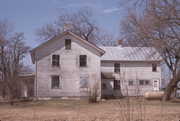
0 98 180 121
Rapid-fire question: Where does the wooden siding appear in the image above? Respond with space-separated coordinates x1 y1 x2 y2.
101 61 161 96
34 33 101 98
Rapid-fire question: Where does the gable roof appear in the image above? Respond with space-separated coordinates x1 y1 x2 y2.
30 31 105 64
99 46 162 62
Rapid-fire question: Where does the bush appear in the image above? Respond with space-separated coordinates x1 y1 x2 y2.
87 75 100 103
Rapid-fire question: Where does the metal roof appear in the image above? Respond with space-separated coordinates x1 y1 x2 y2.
99 46 162 61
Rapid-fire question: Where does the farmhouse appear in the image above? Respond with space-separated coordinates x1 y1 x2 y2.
30 30 162 99
100 46 162 98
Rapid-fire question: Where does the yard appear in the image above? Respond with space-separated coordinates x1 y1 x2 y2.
0 98 180 121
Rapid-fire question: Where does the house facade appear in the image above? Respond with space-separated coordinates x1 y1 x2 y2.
30 31 162 99
30 31 105 98
100 46 162 98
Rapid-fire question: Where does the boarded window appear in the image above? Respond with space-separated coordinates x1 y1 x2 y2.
128 80 133 86
79 55 87 67
152 63 157 72
114 63 120 73
114 80 120 90
52 76 60 88
80 76 88 88
52 55 60 66
139 80 150 85
65 39 71 49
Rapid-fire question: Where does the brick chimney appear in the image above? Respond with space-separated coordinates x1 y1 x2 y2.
64 22 71 31
118 39 123 47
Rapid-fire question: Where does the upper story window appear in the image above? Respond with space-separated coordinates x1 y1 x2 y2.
51 76 60 89
152 63 157 72
79 55 87 67
114 63 120 73
139 80 150 86
128 80 134 86
114 80 120 90
52 55 60 67
65 39 71 50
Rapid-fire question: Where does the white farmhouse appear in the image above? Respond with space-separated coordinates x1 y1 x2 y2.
30 30 162 99
100 46 162 98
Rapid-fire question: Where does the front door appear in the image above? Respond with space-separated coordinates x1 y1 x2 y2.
153 79 159 91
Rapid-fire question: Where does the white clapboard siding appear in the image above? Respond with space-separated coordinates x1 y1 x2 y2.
34 33 102 98
101 61 161 96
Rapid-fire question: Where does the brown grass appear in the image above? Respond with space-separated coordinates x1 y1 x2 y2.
0 98 180 121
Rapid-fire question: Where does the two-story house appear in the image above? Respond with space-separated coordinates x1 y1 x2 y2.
100 46 162 98
30 30 162 99
30 31 105 98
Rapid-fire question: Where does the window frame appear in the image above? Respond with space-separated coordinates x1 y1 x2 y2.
114 63 120 73
139 80 150 86
139 80 144 85
152 63 157 72
52 55 60 67
145 80 150 85
65 39 71 50
80 75 88 88
128 80 134 86
114 80 120 90
79 55 87 67
154 80 158 87
51 75 60 89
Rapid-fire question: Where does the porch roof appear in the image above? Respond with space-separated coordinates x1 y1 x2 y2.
101 72 115 79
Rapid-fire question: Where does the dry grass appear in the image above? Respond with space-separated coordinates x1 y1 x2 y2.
0 98 180 121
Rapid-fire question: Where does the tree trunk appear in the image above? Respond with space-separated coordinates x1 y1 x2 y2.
172 88 177 101
10 99 14 106
162 71 180 101
2 88 6 98
1 46 7 98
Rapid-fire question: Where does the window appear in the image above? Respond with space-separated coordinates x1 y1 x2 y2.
154 80 158 87
152 63 157 72
79 55 87 67
80 76 88 88
128 80 133 86
139 80 150 86
145 80 149 85
114 63 120 73
102 83 106 89
139 80 144 85
52 76 60 89
65 39 71 49
114 80 120 90
52 55 60 66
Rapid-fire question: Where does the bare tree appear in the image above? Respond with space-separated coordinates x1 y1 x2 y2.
36 8 117 45
6 33 30 105
36 8 96 43
117 69 148 121
95 29 117 46
87 74 100 103
0 19 30 104
0 19 13 97
120 0 180 101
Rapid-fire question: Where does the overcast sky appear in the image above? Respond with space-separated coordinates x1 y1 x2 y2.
0 0 125 67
